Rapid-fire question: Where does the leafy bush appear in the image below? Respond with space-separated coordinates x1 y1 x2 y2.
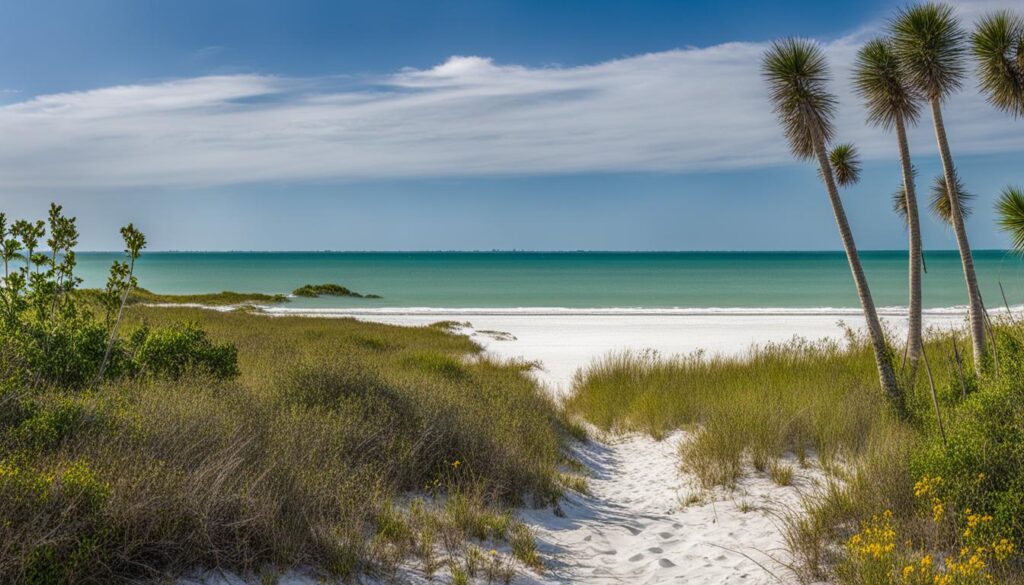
128 322 239 380
912 327 1024 547
11 396 85 451
0 203 238 391
0 204 144 390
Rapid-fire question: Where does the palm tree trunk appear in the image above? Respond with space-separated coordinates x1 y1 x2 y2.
929 98 986 365
812 138 903 411
896 117 923 370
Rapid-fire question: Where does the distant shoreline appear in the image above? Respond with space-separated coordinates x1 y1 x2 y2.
74 249 1017 254
256 305 989 317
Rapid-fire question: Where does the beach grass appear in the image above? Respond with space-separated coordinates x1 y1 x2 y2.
567 321 1024 582
565 330 906 486
0 305 579 583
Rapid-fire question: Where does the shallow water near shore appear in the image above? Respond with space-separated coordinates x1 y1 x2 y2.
75 250 1024 310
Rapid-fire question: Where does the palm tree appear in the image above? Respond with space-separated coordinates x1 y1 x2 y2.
853 38 926 370
762 39 902 410
891 2 986 365
995 186 1024 249
971 11 1024 118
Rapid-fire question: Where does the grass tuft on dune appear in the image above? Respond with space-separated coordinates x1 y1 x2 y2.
1 306 578 583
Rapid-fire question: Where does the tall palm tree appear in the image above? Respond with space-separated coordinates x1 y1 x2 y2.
853 38 926 370
891 2 986 365
762 39 902 409
995 186 1024 249
971 11 1024 118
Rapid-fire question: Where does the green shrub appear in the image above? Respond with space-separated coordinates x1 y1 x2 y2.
12 396 85 451
1 204 238 392
912 328 1024 546
128 322 239 380
292 283 380 298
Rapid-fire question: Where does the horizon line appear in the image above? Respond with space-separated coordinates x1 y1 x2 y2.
72 249 1020 254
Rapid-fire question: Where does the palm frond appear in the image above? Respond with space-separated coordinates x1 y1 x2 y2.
893 186 910 225
929 172 974 225
853 37 922 129
761 38 837 160
890 3 967 101
996 186 1024 250
892 165 920 227
971 11 1024 117
829 143 861 187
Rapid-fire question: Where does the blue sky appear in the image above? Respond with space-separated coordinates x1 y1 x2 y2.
0 0 1022 251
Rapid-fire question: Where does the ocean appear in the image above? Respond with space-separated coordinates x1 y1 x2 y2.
69 251 1024 312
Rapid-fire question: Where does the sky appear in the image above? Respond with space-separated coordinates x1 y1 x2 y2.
0 0 1022 251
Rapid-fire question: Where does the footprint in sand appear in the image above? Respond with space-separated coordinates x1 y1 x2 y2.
658 559 677 568
628 554 644 562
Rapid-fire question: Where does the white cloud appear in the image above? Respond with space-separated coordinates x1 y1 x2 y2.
0 0 1021 190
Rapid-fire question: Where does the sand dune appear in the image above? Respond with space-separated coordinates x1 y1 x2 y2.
192 309 967 584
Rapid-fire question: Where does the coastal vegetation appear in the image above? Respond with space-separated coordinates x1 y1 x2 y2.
853 37 926 372
2 2 1023 584
568 321 1024 583
122 287 289 306
74 283 384 308
292 283 382 299
892 3 989 366
761 38 902 410
569 3 1024 581
0 207 580 583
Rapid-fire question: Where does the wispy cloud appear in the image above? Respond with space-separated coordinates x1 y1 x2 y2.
193 45 228 60
0 0 1020 190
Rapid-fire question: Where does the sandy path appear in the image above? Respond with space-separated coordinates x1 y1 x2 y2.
518 433 822 585
361 316 846 584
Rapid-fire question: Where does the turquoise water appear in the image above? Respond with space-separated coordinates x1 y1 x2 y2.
73 251 1024 310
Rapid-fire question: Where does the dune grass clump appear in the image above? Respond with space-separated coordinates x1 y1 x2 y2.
0 305 576 583
566 334 898 486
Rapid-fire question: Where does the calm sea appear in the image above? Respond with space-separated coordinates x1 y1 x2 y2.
73 251 1024 311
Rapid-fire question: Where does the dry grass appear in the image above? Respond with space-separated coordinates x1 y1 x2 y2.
0 306 579 583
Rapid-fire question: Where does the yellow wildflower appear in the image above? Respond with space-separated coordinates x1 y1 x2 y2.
993 538 1015 562
914 475 942 498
